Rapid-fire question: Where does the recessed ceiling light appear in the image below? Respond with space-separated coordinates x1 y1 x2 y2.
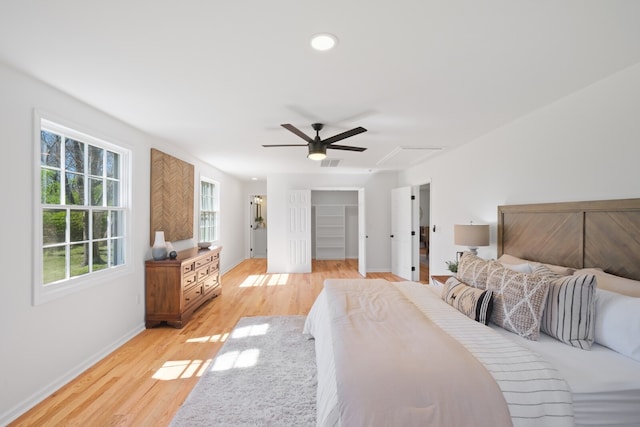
310 33 338 51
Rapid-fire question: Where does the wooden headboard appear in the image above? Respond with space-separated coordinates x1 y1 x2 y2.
497 198 640 281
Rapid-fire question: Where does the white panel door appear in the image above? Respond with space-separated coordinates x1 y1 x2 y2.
358 188 366 277
391 186 413 280
285 189 311 273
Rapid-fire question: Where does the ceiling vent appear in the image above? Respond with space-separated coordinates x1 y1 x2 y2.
320 159 342 168
377 147 442 167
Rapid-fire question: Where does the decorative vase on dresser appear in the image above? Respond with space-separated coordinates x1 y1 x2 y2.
145 246 222 328
151 230 168 260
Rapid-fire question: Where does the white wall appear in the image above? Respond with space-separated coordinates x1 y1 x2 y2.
266 172 398 273
400 63 640 276
0 63 245 424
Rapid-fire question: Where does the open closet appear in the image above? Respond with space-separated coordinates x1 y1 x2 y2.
311 190 358 260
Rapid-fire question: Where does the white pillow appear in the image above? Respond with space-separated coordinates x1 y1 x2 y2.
594 289 640 362
500 262 533 274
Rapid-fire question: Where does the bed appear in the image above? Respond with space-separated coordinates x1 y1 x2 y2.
304 198 640 427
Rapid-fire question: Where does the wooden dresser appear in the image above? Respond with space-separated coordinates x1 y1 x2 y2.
145 246 222 328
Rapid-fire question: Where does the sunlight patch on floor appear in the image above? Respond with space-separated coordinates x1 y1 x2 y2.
211 349 260 371
240 273 290 287
186 332 229 343
153 358 212 380
231 323 269 339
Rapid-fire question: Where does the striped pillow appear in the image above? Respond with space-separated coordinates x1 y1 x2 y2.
534 265 597 349
443 277 494 325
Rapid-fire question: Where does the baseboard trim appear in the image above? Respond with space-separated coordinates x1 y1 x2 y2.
1 322 145 426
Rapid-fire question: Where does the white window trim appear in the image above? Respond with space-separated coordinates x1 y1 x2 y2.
199 175 220 244
32 110 134 305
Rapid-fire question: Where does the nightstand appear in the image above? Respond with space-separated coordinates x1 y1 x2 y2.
430 275 453 286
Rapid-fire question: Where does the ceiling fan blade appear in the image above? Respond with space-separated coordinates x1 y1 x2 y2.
326 144 367 152
322 127 367 145
262 144 308 147
281 124 314 143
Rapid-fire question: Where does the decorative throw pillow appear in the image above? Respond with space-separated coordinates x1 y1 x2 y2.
533 265 596 350
498 254 575 276
501 262 533 273
456 252 492 289
573 268 640 298
443 277 493 325
594 289 640 362
485 261 550 340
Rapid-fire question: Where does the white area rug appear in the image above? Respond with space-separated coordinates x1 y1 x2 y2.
170 315 316 426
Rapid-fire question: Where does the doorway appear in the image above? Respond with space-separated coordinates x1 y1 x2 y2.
250 194 267 258
418 184 430 283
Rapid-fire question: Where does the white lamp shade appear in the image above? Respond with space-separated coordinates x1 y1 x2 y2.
454 224 490 247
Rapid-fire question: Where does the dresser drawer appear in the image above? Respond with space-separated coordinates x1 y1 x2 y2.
196 265 210 281
202 275 219 291
182 262 195 274
183 284 203 309
195 255 213 269
183 272 198 289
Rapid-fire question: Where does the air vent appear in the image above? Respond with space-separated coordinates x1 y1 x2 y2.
320 159 342 168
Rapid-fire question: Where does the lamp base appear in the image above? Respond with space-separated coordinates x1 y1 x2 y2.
468 247 479 256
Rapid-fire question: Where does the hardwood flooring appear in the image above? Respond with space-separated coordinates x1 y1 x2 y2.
10 258 407 427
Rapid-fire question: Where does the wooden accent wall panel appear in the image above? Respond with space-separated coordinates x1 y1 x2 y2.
150 149 194 244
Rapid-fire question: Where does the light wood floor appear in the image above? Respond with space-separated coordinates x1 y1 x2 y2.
11 258 412 427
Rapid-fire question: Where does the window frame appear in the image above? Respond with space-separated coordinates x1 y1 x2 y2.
33 110 133 305
199 176 220 244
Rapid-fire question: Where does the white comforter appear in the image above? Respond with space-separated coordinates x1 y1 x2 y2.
304 279 574 427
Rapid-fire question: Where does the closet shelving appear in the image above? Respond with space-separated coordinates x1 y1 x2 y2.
315 205 346 260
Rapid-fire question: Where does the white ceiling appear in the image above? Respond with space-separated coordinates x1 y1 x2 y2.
1 1 639 181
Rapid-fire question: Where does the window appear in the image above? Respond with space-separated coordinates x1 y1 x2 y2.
35 114 130 304
199 178 219 242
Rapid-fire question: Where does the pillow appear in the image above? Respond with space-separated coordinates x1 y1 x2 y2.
443 277 493 325
533 265 596 350
501 262 533 274
573 268 640 298
498 254 575 276
594 289 640 362
485 261 550 340
456 252 492 289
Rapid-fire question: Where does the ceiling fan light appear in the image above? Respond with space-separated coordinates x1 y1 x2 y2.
310 33 337 51
308 151 327 161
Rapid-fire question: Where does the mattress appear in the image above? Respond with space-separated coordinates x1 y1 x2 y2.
305 280 640 427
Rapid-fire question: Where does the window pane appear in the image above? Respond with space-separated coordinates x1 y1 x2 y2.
41 130 61 167
70 210 88 242
201 181 214 210
89 145 103 176
107 180 119 207
106 151 119 178
43 209 66 244
65 172 85 205
92 241 108 272
111 238 125 266
200 211 216 241
93 210 108 239
41 169 61 204
90 178 103 206
69 243 89 278
43 246 66 284
111 211 124 237
65 138 84 173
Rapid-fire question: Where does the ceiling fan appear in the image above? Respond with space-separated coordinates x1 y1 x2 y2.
262 123 367 160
